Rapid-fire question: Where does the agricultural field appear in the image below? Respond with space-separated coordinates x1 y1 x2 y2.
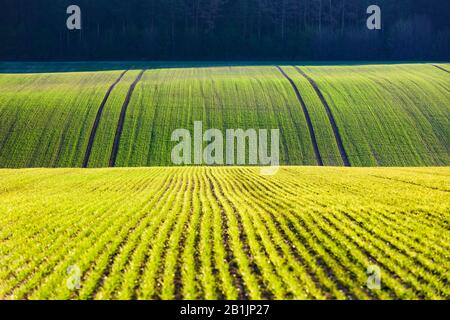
0 63 448 168
0 62 449 301
0 167 448 300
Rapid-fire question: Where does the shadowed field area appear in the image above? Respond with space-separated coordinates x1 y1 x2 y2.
0 63 448 168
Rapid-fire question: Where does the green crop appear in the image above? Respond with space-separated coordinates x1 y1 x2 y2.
0 63 448 168
0 166 448 300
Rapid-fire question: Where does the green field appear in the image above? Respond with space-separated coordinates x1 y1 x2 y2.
0 167 448 300
0 63 449 300
0 63 448 168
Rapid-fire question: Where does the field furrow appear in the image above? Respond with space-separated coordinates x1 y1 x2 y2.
0 166 449 300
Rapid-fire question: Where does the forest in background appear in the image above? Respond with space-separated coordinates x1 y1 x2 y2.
1 0 449 60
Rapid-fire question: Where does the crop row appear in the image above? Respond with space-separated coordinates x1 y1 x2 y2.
0 167 448 299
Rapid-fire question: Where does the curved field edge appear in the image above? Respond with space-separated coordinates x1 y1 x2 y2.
0 166 448 300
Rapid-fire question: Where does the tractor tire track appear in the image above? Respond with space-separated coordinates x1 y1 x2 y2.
109 70 146 167
294 66 351 167
432 65 450 74
82 70 128 168
369 174 449 193
276 66 323 166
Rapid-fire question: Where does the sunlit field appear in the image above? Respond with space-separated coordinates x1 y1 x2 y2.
0 167 448 300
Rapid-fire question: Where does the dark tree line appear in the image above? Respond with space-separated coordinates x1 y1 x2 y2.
1 0 449 60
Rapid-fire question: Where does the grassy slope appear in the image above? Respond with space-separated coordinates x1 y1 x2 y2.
115 67 318 166
282 66 344 166
0 167 448 299
0 64 448 168
87 70 143 167
298 64 450 166
0 71 121 167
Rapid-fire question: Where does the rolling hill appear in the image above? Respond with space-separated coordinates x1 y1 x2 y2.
0 63 448 168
